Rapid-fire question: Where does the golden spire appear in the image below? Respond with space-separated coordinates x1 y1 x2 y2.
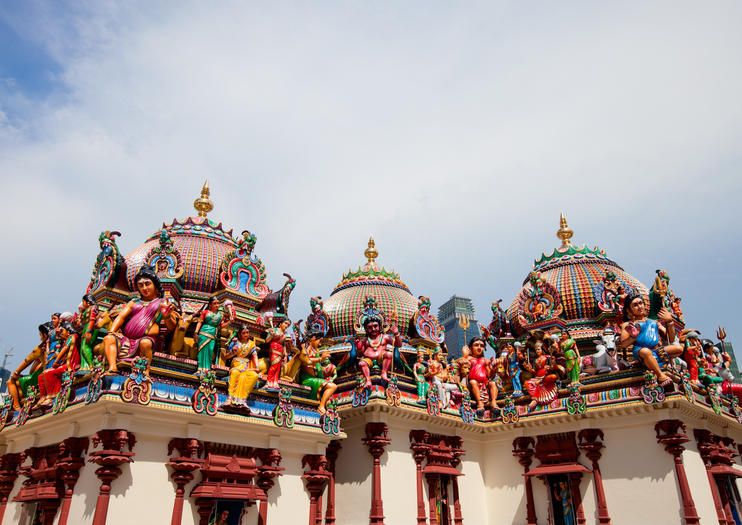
193 180 214 217
364 236 378 263
557 212 573 248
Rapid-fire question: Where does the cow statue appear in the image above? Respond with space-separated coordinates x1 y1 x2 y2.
581 328 621 375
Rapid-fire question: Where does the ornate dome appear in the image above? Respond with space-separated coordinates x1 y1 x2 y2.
506 215 649 337
323 238 420 338
124 181 239 294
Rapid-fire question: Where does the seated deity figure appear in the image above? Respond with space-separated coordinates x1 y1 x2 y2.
354 315 402 388
524 341 560 409
467 336 500 416
102 266 177 377
619 292 683 387
425 348 459 410
38 321 80 406
222 325 259 408
7 323 52 410
296 327 338 414
194 296 232 373
78 293 100 371
265 318 292 390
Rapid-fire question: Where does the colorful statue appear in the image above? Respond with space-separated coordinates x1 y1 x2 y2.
223 325 259 408
648 269 671 319
7 323 51 410
413 349 429 403
582 328 620 375
194 296 233 372
265 318 292 390
466 336 500 416
354 314 402 388
619 292 683 387
296 327 338 414
506 342 524 397
78 293 100 370
425 348 458 410
553 480 576 525
38 321 80 406
102 266 177 377
524 341 560 409
680 329 702 383
559 331 581 384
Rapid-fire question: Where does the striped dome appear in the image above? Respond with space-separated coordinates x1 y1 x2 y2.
125 216 237 293
323 240 419 337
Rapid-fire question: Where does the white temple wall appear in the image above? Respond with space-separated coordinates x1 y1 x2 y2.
481 436 524 524
380 424 418 524
267 449 311 525
682 438 722 525
457 436 488 524
334 420 373 525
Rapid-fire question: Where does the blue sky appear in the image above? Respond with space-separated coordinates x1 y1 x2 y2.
1 1 741 371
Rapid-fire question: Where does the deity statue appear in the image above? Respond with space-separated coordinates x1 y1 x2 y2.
222 325 259 409
194 296 233 372
265 318 292 390
524 340 560 409
553 480 576 525
466 336 500 416
680 329 702 384
296 327 337 415
354 314 402 388
38 321 80 406
425 348 458 410
648 269 671 319
559 331 581 384
102 266 178 377
506 342 524 397
78 293 100 371
413 349 429 403
7 323 51 410
619 292 683 387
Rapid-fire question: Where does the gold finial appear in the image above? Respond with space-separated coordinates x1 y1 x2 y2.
193 180 214 217
557 212 573 248
364 236 378 263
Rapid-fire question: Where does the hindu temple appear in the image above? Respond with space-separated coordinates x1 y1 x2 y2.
1 183 741 525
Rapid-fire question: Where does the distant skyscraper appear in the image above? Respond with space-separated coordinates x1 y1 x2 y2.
438 295 481 359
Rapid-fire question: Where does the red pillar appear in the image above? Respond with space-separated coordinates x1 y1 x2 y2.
426 473 440 525
655 420 700 525
167 438 203 525
410 430 430 525
569 472 586 525
363 422 391 525
88 429 136 525
56 437 90 525
255 448 283 525
512 437 538 525
449 436 465 525
324 440 341 525
302 455 330 525
0 452 23 525
577 429 611 525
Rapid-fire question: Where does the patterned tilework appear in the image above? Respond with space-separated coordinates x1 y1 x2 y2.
507 250 649 325
125 217 238 293
323 281 420 338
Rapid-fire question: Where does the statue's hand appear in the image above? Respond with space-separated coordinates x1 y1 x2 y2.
627 323 640 338
390 324 399 336
657 307 673 323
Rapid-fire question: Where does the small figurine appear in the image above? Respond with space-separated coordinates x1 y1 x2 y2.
296 327 337 415
524 341 560 409
680 329 702 384
194 296 232 372
78 293 100 371
619 292 683 387
559 331 581 384
354 315 402 388
413 349 429 403
265 318 292 390
222 325 260 408
506 342 524 397
102 266 178 377
426 348 458 410
37 321 80 406
7 323 51 410
467 336 500 416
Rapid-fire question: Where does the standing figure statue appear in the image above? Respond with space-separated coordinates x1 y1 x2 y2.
79 293 100 370
265 318 292 390
466 336 500 416
194 296 233 373
559 331 581 384
223 325 259 408
619 292 683 387
38 321 80 406
354 315 402 388
554 480 576 525
7 323 51 410
102 266 177 377
413 349 429 403
680 329 702 384
507 342 524 397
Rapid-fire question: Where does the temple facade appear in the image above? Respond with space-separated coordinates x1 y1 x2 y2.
1 185 741 525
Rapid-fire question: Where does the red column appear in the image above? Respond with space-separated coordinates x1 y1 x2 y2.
512 437 538 525
449 436 465 525
409 431 430 525
569 472 586 525
363 422 391 525
655 420 700 525
694 430 735 525
255 448 283 525
56 437 90 525
167 438 203 525
577 429 611 525
426 473 440 525
302 455 330 525
324 440 341 525
0 452 23 524
88 429 136 525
